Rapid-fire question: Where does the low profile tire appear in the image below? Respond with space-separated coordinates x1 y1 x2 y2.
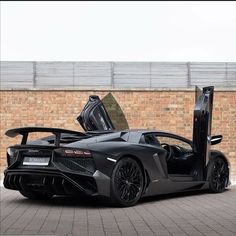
20 190 53 200
110 157 144 207
208 157 229 193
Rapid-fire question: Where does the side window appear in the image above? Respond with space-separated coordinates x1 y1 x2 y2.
140 134 161 146
156 136 192 150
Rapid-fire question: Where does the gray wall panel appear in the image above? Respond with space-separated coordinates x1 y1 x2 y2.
1 62 33 88
73 62 111 86
1 61 236 89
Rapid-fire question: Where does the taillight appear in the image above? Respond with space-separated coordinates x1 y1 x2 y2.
55 149 92 158
7 147 18 166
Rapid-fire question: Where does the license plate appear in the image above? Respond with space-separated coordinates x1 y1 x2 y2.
23 157 50 166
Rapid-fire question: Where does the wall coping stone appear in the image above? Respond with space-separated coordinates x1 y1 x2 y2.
1 87 236 92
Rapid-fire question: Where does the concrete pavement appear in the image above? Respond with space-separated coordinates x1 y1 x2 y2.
1 187 236 236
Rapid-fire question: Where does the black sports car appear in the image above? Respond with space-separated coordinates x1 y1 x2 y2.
3 86 230 207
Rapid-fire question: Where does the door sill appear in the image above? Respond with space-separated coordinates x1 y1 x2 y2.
169 174 194 181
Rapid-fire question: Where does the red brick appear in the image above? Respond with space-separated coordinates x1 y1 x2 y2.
0 90 235 181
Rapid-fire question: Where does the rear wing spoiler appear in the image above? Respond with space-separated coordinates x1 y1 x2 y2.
5 127 86 146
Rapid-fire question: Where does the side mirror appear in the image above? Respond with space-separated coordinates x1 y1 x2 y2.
210 135 222 145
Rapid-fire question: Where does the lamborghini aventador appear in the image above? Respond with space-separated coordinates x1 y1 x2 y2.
3 86 230 207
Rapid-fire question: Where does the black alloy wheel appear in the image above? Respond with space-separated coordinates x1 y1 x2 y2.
111 157 144 207
209 157 228 193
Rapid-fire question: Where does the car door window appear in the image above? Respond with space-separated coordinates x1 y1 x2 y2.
155 135 194 175
156 136 192 150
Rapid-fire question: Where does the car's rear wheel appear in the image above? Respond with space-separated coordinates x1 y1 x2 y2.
208 157 229 193
111 157 144 207
20 190 53 200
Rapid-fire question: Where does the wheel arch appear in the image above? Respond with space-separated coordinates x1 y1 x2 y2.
117 154 150 195
209 151 230 167
206 151 230 183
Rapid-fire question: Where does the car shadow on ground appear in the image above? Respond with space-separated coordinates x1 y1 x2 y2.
7 189 230 209
140 189 212 204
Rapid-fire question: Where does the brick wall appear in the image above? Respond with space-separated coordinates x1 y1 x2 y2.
0 90 235 182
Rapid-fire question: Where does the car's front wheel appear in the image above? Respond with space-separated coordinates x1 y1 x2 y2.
20 190 53 200
110 157 144 207
208 157 229 193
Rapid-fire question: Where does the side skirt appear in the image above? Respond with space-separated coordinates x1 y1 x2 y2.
143 179 208 197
